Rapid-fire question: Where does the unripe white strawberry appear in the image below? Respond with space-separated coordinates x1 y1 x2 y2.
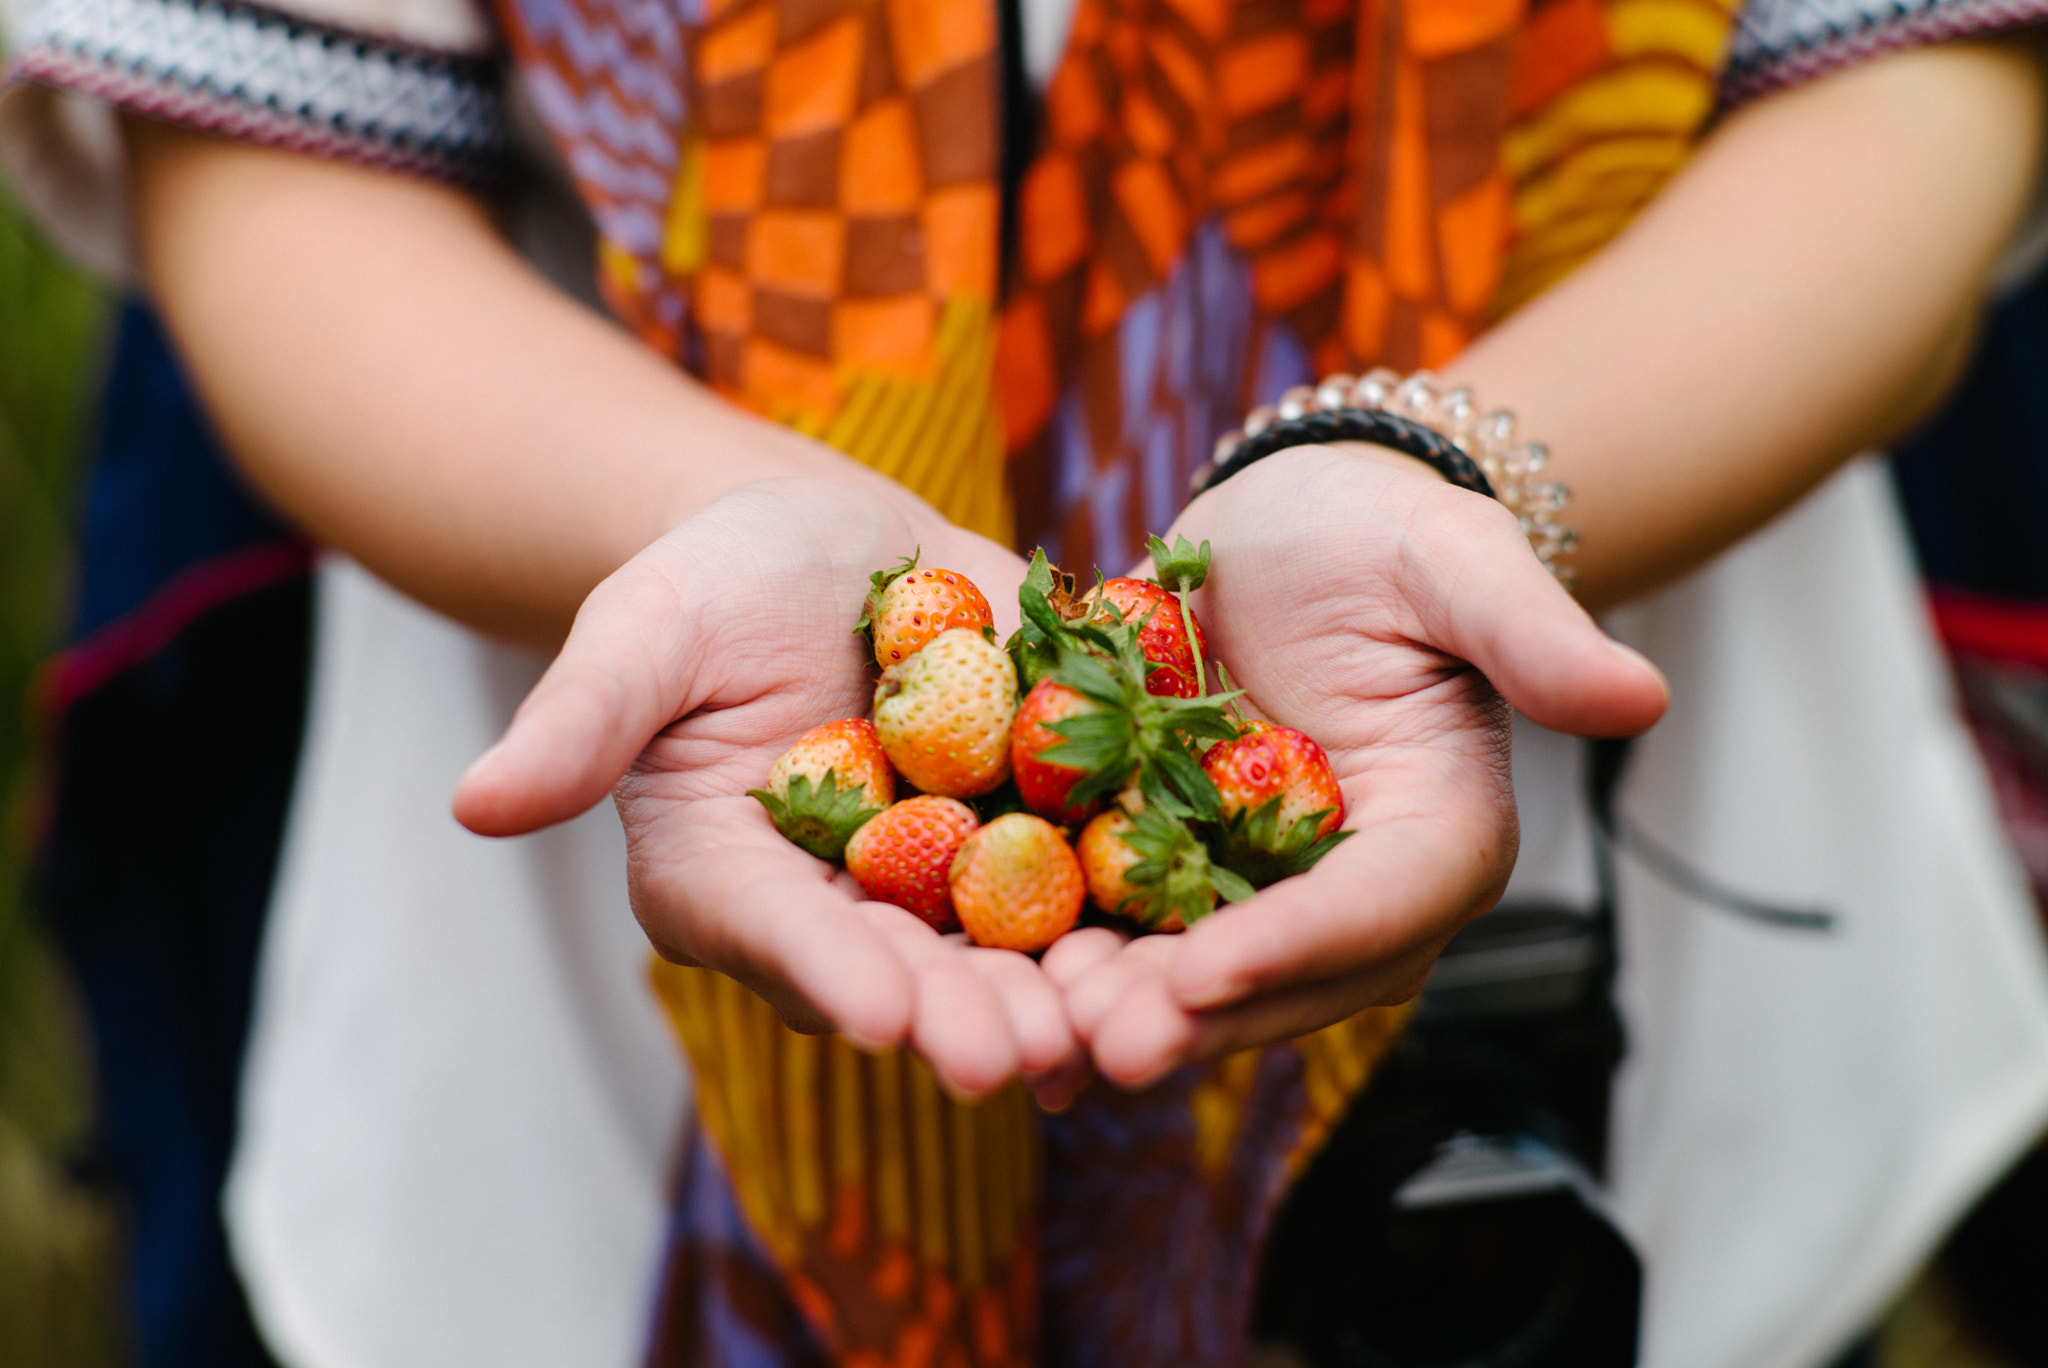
872 628 1017 798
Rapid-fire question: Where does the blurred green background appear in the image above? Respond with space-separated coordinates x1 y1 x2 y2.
0 179 121 1365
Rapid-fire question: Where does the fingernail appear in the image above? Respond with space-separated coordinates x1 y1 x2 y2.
840 1026 890 1053
1175 974 1235 1011
459 741 505 788
939 1076 997 1105
1110 1058 1179 1092
1031 1085 1074 1114
1608 640 1670 698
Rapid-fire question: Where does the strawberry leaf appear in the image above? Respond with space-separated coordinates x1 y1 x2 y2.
1113 805 1239 928
1211 865 1256 903
1158 696 1243 741
1147 534 1211 594
853 549 921 637
1213 662 1249 729
1040 711 1137 776
1152 744 1222 820
1050 648 1126 708
1013 549 1119 689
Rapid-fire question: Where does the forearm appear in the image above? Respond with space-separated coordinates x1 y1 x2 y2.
1443 37 2045 610
127 121 922 647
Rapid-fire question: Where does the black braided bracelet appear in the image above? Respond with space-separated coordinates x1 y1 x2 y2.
1190 408 1496 500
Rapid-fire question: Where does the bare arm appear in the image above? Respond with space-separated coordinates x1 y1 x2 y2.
1444 36 2046 608
126 119 934 648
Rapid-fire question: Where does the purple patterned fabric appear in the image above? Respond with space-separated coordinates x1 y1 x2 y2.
1723 0 2048 107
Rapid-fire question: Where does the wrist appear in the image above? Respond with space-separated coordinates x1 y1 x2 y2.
1197 369 1579 587
1326 441 1455 484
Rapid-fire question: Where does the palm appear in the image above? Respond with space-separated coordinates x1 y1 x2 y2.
458 479 1073 1096
1046 447 1667 1085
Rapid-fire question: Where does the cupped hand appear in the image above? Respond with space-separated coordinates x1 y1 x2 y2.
1045 446 1669 1088
453 478 1075 1099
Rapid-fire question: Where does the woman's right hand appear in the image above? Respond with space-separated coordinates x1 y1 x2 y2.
452 478 1074 1099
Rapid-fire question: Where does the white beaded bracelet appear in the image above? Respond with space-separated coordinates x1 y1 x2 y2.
1194 367 1580 586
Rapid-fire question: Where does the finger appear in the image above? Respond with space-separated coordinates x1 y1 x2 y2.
638 831 919 1050
856 906 1028 1097
1094 971 1416 1086
1165 806 1499 1012
1026 1056 1095 1113
1084 970 1196 1090
965 947 1082 1078
1039 925 1128 990
1407 488 1668 738
455 546 713 835
1062 933 1182 1039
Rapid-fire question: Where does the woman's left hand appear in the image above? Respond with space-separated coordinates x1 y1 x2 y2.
1042 445 1668 1089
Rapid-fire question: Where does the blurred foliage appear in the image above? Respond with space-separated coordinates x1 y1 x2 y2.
0 174 122 1363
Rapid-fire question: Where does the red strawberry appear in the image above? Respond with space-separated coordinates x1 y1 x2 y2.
1010 679 1106 824
1202 721 1350 886
845 796 979 932
1094 577 1206 699
872 628 1017 797
749 718 895 860
857 555 994 668
949 813 1084 953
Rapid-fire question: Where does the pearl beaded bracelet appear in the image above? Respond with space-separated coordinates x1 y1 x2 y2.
1190 368 1580 586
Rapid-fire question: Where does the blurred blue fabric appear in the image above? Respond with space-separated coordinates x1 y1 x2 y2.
44 302 304 1368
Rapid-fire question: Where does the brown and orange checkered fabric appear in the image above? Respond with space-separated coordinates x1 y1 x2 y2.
662 0 1015 539
482 0 1749 1364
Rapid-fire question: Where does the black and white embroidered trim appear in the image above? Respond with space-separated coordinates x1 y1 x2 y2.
1723 0 2048 108
7 0 514 185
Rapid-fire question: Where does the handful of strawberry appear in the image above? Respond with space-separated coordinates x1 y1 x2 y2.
748 540 1352 953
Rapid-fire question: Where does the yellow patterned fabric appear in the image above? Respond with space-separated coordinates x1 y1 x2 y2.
1495 0 1741 315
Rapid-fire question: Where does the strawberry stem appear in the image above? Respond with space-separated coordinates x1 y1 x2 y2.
1177 587 1207 698
1146 534 1213 700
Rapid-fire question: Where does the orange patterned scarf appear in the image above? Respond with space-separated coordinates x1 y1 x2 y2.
488 0 1739 1362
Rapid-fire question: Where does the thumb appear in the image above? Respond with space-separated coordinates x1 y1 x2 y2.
1418 493 1668 738
453 551 708 836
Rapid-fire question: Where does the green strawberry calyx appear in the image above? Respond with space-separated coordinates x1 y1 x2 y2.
1009 553 1239 819
1214 795 1356 888
1005 548 1095 692
747 769 883 862
1111 804 1254 928
852 548 922 642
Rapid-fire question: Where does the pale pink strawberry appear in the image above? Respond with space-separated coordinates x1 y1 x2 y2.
949 813 1084 953
872 628 1017 797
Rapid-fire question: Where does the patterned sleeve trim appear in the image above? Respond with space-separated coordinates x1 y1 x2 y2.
1722 0 2048 108
5 0 513 185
